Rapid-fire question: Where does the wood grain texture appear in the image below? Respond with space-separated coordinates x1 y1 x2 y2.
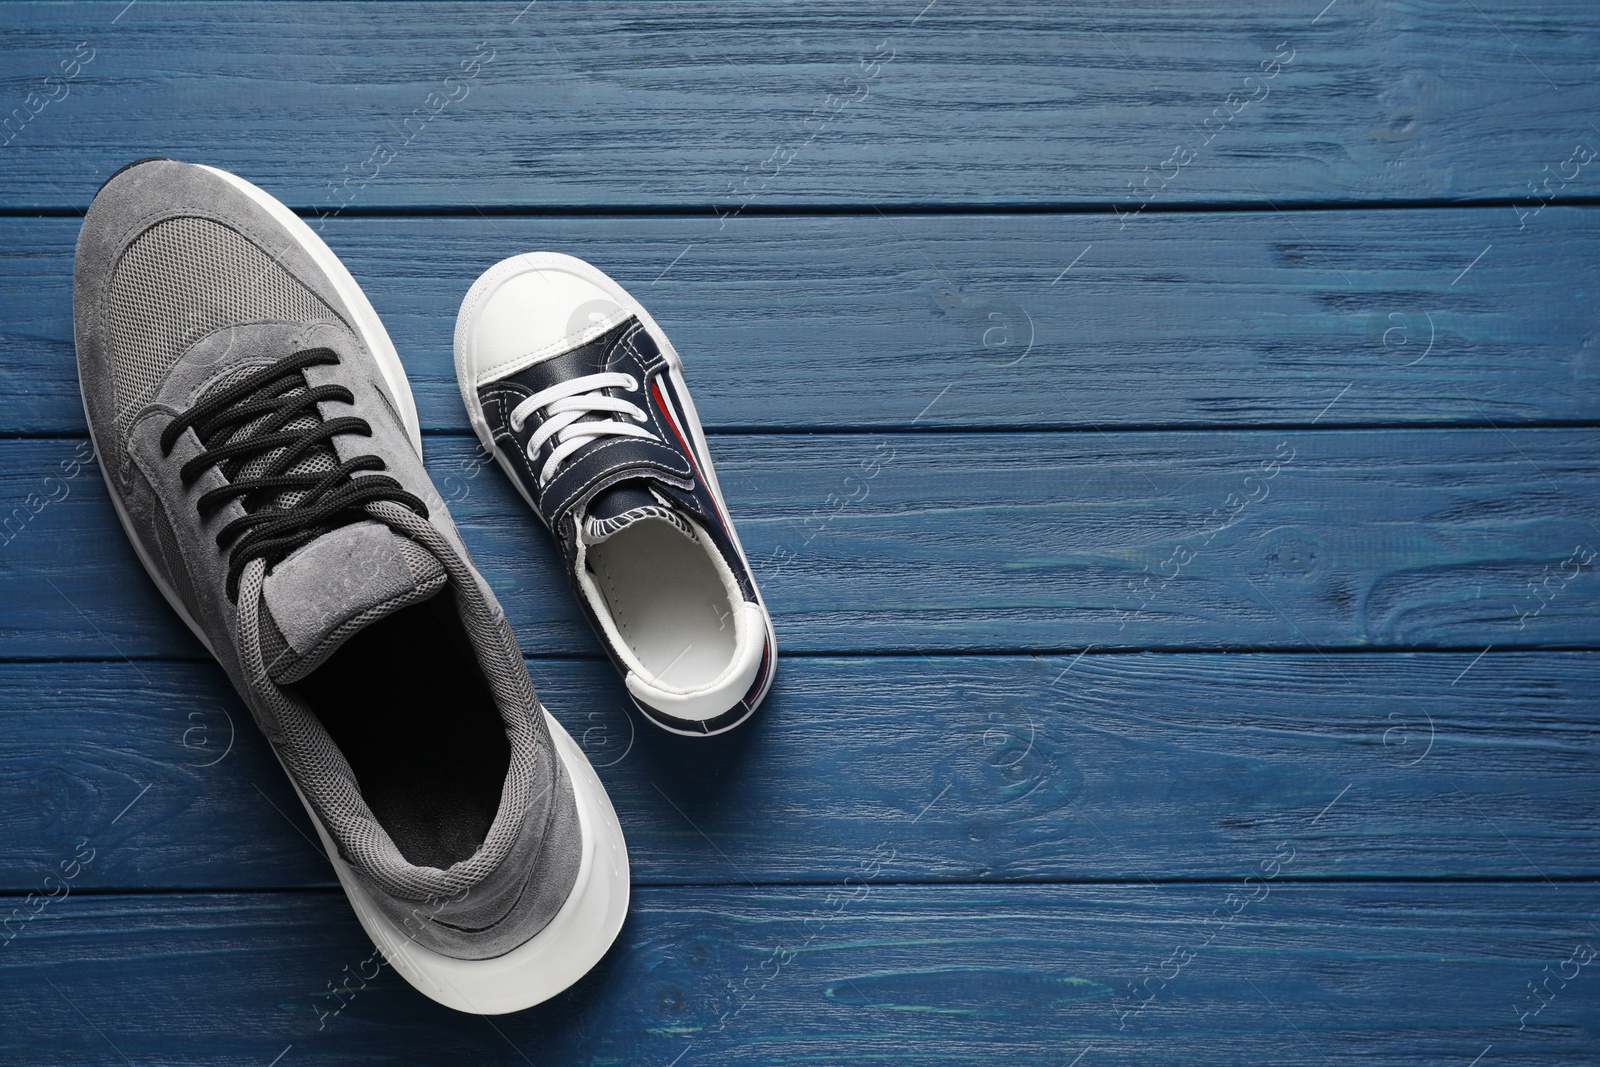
4 885 1598 1065
4 208 1599 436
1 430 1596 658
2 654 1596 892
1 0 1596 1057
4 2 1600 209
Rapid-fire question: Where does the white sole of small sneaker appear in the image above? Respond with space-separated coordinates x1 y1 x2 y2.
81 165 629 1014
453 251 778 735
278 710 630 1015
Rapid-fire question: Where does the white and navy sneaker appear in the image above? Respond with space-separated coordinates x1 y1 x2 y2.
454 253 776 737
75 162 628 1013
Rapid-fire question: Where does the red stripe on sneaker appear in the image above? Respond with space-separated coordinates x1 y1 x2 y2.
651 377 730 538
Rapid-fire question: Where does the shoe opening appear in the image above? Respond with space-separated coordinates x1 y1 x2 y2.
586 516 739 690
294 590 511 870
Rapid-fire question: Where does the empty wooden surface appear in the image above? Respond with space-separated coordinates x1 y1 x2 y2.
4 2 1600 208
4 886 1600 1065
2 654 1597 890
4 210 1599 436
2 1 1598 1063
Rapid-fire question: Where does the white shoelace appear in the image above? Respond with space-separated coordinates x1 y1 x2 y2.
508 371 661 486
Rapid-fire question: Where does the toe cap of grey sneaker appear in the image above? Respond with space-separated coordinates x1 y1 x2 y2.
73 160 354 453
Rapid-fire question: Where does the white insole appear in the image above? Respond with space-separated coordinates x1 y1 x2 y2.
588 519 737 690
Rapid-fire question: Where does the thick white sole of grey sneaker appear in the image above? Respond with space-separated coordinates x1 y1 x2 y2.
82 164 629 1013
280 712 631 1015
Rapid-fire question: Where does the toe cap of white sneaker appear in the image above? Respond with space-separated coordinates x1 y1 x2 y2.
458 256 631 387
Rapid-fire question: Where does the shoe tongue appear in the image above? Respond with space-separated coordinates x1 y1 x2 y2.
203 361 340 513
257 521 448 684
582 480 694 544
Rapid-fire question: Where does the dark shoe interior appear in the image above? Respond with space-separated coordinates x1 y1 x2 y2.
295 591 511 870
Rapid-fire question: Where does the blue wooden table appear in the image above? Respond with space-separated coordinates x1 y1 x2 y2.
3 2 1599 1063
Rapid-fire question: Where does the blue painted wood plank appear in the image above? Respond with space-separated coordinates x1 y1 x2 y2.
3 885 1598 1064
1 431 1595 658
2 654 1597 892
3 2 1599 209
3 209 1598 436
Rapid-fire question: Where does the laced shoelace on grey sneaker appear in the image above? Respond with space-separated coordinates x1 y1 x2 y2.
159 347 429 598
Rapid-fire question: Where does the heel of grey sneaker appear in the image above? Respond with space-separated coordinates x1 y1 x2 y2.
282 712 629 1014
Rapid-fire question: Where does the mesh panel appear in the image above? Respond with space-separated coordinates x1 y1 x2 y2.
397 537 446 585
257 605 291 681
107 216 338 438
229 394 340 511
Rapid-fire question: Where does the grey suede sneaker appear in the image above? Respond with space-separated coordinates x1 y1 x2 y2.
73 159 628 1014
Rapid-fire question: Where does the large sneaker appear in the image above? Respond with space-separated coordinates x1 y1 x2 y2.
454 253 777 737
73 160 628 1014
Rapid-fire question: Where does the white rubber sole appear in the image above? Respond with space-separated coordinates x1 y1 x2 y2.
280 711 630 1015
453 252 778 735
80 164 629 1013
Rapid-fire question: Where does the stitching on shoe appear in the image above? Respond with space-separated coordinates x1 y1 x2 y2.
594 550 631 645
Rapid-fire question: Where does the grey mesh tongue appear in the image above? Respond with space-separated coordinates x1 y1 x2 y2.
207 364 341 513
257 522 448 684
583 481 694 544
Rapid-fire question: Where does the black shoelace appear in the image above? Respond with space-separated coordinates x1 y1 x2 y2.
159 347 429 599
